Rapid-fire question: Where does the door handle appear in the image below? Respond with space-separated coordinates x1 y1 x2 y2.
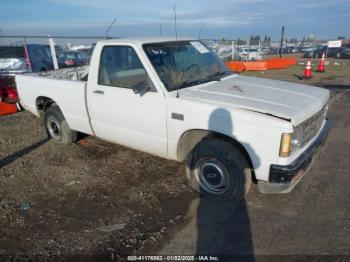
93 90 104 95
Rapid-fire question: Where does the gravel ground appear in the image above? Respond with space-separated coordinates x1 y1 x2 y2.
0 64 349 261
0 112 198 261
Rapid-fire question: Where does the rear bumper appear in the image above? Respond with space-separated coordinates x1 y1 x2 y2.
258 120 330 193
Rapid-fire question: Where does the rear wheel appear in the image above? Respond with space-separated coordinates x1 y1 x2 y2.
44 106 77 144
186 139 252 200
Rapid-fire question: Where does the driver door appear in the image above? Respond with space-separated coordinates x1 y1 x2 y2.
87 45 167 157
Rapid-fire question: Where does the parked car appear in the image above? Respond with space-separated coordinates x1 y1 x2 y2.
0 44 54 104
43 45 63 62
57 51 88 68
16 37 330 200
285 46 298 53
0 44 54 74
238 48 263 61
340 48 350 58
301 46 313 53
303 45 344 58
327 47 344 58
303 45 325 58
266 47 279 55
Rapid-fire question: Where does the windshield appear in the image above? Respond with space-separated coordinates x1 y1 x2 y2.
143 41 233 91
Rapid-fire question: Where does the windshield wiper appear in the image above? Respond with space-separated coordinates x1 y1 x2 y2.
175 80 204 90
202 71 233 83
209 71 234 79
174 71 233 90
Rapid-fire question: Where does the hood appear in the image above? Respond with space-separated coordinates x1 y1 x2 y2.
179 75 329 126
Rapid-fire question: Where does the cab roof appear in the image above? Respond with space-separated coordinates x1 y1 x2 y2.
97 36 196 45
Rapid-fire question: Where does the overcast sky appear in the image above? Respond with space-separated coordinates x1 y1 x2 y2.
0 0 349 40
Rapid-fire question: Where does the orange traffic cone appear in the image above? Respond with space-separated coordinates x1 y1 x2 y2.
317 53 326 72
303 60 313 79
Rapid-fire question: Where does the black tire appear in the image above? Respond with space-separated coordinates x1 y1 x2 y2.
43 106 77 144
186 139 252 200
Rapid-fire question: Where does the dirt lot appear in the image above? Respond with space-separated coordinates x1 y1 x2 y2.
0 61 350 261
245 54 350 86
0 112 198 261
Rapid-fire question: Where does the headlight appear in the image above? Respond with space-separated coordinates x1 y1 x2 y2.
279 133 292 157
291 125 304 150
279 104 327 158
279 126 304 157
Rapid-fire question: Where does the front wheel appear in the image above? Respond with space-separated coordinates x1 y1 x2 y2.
186 139 252 200
43 106 77 144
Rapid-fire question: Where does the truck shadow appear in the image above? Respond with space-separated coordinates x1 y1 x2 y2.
0 138 50 169
195 108 260 261
196 197 254 260
322 84 350 90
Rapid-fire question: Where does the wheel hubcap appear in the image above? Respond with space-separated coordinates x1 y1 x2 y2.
47 116 61 140
195 158 229 195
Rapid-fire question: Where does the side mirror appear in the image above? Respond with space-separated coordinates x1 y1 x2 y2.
133 85 151 95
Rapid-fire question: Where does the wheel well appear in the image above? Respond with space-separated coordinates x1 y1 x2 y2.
36 96 56 115
177 129 257 182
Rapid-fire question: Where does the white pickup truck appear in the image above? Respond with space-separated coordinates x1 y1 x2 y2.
16 37 330 200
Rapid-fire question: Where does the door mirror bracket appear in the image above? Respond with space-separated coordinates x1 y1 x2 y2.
133 85 151 95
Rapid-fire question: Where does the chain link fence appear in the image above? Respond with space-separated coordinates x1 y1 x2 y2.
0 35 271 97
0 36 108 75
0 35 294 104
202 39 270 62
0 36 268 76
0 36 106 103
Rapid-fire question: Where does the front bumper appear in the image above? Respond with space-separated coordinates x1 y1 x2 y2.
258 120 330 193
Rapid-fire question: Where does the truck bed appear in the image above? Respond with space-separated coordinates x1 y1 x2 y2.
30 65 89 81
16 66 93 135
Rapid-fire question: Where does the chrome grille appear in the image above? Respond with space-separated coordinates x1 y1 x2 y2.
299 105 327 147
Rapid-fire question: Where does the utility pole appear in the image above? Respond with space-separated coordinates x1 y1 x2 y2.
160 23 162 36
231 40 235 61
279 25 285 58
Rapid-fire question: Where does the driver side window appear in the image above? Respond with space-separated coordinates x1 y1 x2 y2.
98 46 155 91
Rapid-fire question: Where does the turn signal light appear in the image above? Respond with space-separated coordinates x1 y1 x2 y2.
280 133 292 157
